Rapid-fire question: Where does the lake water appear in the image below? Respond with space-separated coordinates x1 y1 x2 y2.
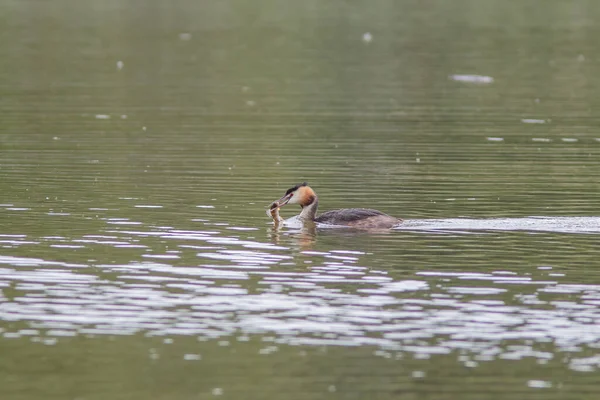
3 1 600 398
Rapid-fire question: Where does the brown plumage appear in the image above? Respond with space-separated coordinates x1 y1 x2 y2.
268 201 284 224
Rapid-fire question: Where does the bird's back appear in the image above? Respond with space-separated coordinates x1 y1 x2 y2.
315 208 400 228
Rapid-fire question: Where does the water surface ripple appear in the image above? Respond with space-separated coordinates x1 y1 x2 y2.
2 214 600 374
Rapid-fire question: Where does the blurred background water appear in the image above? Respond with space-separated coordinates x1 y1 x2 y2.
3 0 600 398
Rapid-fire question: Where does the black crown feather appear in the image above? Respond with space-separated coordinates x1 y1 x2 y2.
285 182 308 196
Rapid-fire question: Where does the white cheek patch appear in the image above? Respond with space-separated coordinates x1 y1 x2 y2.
289 192 300 204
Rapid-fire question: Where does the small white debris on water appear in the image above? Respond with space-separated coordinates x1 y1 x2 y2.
142 126 147 131
246 100 256 106
561 138 578 142
149 348 160 360
528 380 552 388
196 205 215 208
362 32 373 43
412 371 426 379
121 115 127 119
95 114 110 119
532 138 551 142
212 388 224 396
53 136 60 140
578 54 585 62
328 385 337 393
134 205 163 208
522 118 546 124
449 74 494 84
183 353 201 361
179 32 192 41
116 61 124 70
487 137 504 141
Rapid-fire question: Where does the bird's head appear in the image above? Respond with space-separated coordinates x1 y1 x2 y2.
273 182 316 209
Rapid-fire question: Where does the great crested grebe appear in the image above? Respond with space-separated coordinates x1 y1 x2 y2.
269 182 401 229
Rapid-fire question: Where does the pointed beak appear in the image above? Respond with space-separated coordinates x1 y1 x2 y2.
271 193 292 209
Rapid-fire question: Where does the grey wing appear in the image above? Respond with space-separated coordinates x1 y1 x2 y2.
315 208 388 224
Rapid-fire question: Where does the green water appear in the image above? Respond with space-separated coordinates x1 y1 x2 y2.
3 0 600 398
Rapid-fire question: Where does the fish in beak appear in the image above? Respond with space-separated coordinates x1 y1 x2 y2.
273 192 293 208
266 182 309 218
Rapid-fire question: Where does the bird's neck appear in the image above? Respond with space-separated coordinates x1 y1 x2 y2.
299 196 318 221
